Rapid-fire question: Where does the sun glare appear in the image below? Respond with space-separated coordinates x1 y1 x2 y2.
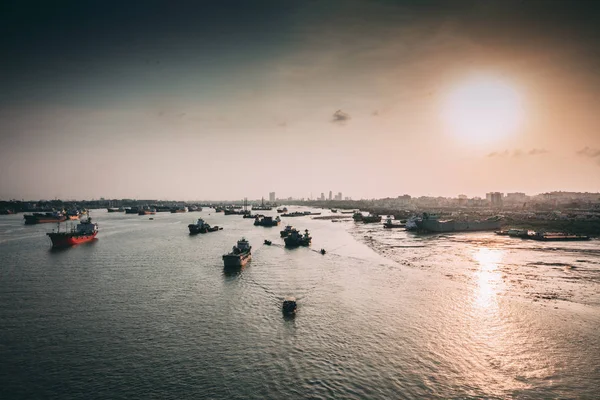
442 77 523 144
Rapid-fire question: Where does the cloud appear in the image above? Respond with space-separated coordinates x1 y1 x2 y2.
332 109 351 123
488 148 549 158
577 146 600 158
487 150 510 158
528 148 548 155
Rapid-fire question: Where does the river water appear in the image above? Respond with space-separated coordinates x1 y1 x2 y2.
1 208 599 399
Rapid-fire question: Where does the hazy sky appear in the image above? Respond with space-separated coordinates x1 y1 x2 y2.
1 0 599 200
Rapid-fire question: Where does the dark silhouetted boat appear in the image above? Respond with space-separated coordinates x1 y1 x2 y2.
284 229 312 247
222 238 252 267
24 211 67 225
282 297 297 315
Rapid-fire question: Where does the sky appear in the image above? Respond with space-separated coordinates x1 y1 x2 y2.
1 0 599 200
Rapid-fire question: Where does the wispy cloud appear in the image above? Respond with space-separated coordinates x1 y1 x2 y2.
528 148 548 155
488 148 550 158
577 146 600 158
332 109 351 124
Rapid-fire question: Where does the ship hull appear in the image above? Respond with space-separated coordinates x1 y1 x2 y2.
47 232 98 248
416 219 501 233
222 252 251 267
24 216 67 225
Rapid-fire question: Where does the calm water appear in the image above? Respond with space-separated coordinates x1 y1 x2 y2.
1 208 599 399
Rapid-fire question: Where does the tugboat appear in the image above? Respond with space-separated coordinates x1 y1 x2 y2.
188 218 222 234
254 216 281 227
46 217 98 248
24 211 67 225
222 238 252 267
282 297 297 315
280 225 294 237
284 229 312 247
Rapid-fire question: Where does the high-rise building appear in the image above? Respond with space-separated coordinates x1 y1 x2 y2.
320 193 325 201
486 192 504 207
338 192 342 201
328 191 332 201
269 192 276 202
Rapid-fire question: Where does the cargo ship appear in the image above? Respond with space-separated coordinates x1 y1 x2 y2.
107 207 123 213
222 238 252 267
415 213 501 233
353 212 381 223
46 218 98 248
254 215 281 227
281 211 306 217
188 218 222 234
170 206 188 213
284 229 312 247
125 207 139 214
24 211 67 225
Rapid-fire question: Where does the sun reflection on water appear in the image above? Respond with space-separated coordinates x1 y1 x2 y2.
473 247 504 309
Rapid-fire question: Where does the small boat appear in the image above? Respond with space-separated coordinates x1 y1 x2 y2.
223 238 252 267
264 240 272 245
125 207 139 214
282 297 297 315
330 209 338 213
46 217 98 248
320 249 326 255
277 207 288 213
383 217 405 229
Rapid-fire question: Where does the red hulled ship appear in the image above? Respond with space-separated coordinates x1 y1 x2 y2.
46 217 98 248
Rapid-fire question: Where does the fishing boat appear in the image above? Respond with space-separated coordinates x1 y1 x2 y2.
222 238 252 267
284 229 312 247
46 217 98 248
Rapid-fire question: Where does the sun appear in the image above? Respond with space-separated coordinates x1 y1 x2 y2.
442 77 523 144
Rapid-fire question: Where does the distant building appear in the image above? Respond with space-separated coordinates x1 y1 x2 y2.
269 192 276 203
486 192 504 207
458 194 467 206
505 192 528 203
328 191 332 201
320 193 325 201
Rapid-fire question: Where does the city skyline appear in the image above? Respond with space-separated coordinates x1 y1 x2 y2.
1 1 599 200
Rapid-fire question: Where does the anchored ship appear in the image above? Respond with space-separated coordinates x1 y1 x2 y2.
222 238 252 267
284 229 312 247
24 211 67 225
415 213 501 233
254 215 281 227
46 217 98 248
